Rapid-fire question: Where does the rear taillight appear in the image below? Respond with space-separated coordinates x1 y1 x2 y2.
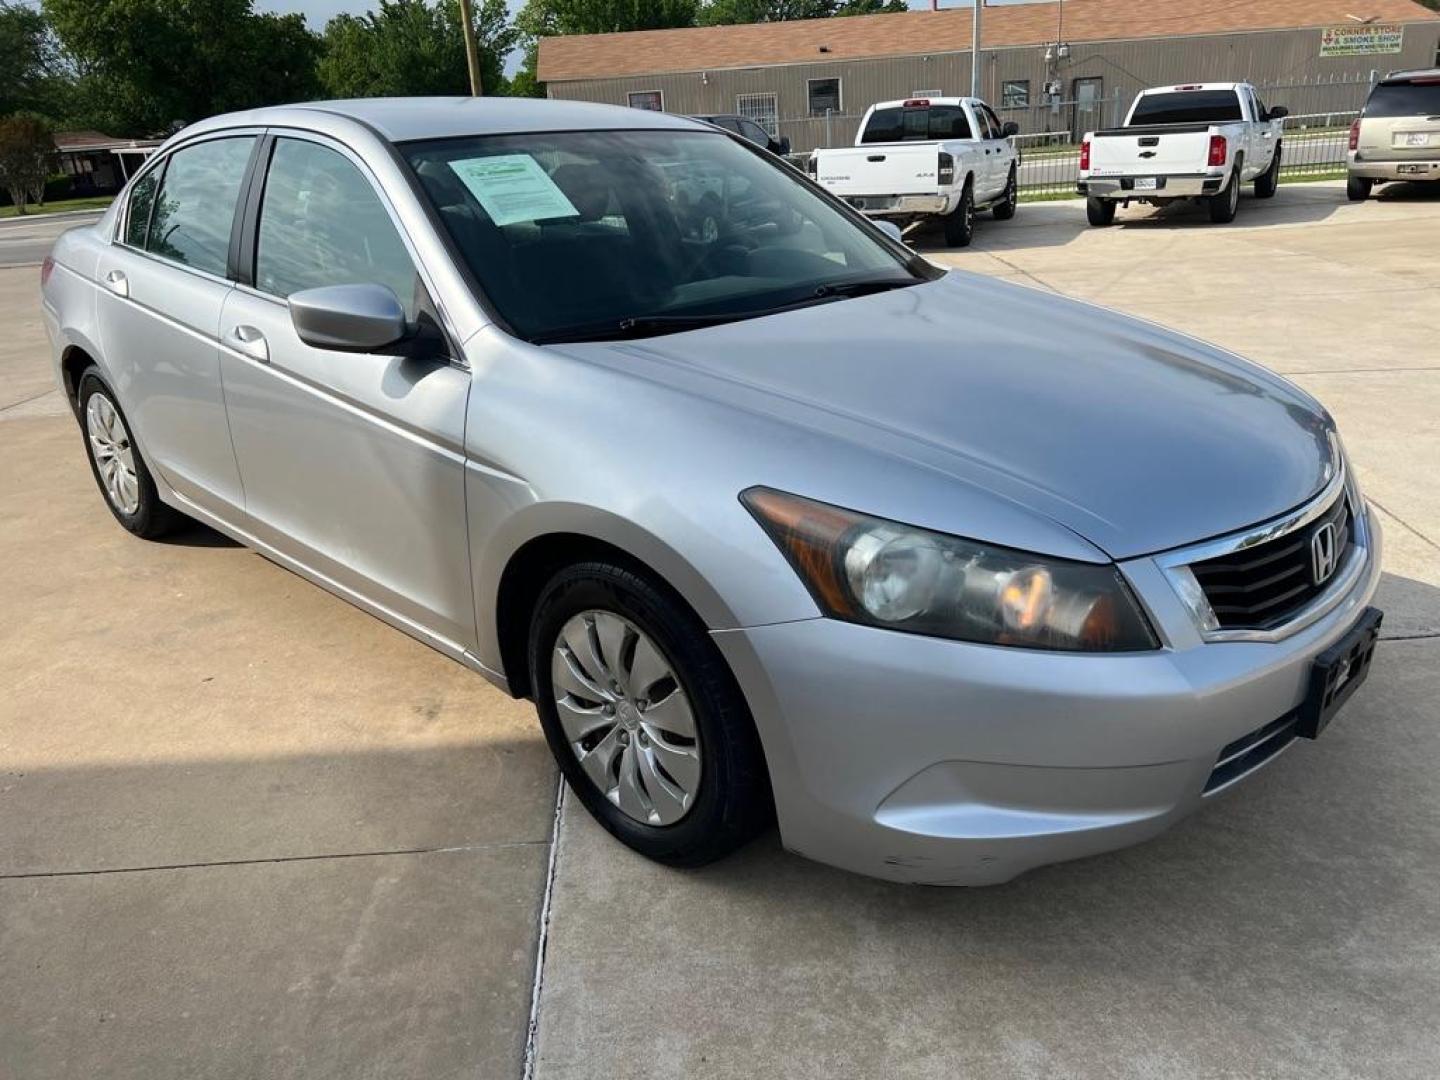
938 151 954 184
1208 134 1228 168
40 255 54 287
1349 119 1361 151
1079 140 1091 171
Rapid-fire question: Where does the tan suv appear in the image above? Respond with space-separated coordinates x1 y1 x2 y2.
1347 69 1440 200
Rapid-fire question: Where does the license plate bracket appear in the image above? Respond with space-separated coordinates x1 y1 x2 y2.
1297 607 1383 739
1134 177 1158 191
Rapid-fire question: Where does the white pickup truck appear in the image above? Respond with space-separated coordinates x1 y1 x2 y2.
809 97 1019 247
1077 82 1289 226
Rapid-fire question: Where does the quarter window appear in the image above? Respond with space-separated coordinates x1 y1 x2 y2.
254 138 418 316
143 137 256 276
123 169 160 248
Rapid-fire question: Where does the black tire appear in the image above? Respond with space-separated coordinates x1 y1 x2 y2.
77 367 182 539
943 179 975 247
1347 175 1373 202
1086 197 1117 227
1254 144 1281 199
528 561 773 867
1208 162 1242 223
992 167 1018 220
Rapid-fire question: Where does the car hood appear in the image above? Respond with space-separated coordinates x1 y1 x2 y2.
553 273 1335 560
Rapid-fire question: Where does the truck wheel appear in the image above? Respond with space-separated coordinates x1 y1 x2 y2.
1208 162 1241 223
943 180 974 247
1086 197 1116 227
1346 176 1373 202
1254 144 1281 199
992 167 1018 220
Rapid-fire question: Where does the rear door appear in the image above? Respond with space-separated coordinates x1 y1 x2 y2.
218 133 477 650
1360 77 1440 162
94 133 259 518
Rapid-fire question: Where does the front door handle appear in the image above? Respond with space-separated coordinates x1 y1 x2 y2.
226 324 268 364
103 269 128 298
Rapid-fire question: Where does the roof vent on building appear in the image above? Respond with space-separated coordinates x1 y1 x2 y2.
818 45 831 53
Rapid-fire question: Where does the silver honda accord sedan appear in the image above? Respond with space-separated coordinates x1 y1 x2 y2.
41 98 1383 885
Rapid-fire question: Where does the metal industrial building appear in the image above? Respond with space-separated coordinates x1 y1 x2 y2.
536 0 1440 150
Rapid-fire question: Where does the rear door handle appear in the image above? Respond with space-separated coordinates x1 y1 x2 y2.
103 270 128 298
226 324 268 364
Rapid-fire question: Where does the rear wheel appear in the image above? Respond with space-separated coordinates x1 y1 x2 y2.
943 180 974 247
992 167 1018 220
1086 197 1117 227
528 561 772 867
1254 144 1281 198
1347 175 1373 202
77 367 181 539
1208 162 1242 223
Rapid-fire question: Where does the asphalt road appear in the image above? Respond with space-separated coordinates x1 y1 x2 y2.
0 210 104 268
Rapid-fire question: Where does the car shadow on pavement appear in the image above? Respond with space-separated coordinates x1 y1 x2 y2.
154 520 241 548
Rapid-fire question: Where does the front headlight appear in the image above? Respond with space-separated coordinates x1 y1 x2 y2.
742 488 1159 652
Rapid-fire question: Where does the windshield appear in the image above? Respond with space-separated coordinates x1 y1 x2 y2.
402 129 927 343
1366 79 1440 118
1129 90 1242 126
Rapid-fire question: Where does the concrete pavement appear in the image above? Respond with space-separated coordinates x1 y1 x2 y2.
3 179 1438 1079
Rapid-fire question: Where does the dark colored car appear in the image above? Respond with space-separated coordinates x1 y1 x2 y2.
691 114 791 157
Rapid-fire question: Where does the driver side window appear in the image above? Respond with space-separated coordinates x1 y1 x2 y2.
254 138 420 318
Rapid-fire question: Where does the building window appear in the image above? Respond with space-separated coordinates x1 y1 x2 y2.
807 78 841 116
627 90 663 112
1002 80 1030 109
736 92 779 137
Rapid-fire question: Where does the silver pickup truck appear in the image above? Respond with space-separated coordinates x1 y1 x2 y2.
1077 82 1289 226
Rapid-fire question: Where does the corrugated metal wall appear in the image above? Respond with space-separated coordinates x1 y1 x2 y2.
547 22 1440 152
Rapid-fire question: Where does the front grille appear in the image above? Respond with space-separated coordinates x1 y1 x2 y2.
1203 711 1299 794
1190 493 1352 631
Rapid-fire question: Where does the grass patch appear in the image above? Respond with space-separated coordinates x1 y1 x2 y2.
1019 188 1082 203
0 196 114 220
1279 168 1348 184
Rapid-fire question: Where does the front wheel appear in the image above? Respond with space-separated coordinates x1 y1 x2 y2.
1086 197 1117 227
1347 175 1373 202
528 561 772 867
992 167 1018 220
1254 144 1281 198
943 181 975 247
1208 164 1241 223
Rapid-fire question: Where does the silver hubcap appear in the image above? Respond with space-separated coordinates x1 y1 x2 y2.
86 393 140 515
551 610 701 826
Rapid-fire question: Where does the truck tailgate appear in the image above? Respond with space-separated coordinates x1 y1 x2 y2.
1089 126 1212 176
814 144 941 196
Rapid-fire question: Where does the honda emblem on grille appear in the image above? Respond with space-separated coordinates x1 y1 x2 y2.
1311 522 1340 585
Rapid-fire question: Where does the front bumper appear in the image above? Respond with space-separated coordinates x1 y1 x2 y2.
1348 154 1440 182
1079 173 1226 200
713 507 1383 886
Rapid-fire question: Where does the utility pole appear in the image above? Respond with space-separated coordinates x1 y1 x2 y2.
970 0 983 99
458 0 483 96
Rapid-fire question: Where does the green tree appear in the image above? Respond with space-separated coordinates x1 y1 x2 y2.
0 112 54 214
42 0 320 134
319 0 516 99
699 0 903 23
512 0 699 97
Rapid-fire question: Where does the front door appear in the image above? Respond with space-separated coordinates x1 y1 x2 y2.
218 135 477 650
94 134 258 518
1072 77 1105 142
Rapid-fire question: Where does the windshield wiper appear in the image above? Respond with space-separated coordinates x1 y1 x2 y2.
811 277 921 299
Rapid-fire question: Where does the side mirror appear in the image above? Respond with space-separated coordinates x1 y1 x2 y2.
1267 106 1289 121
874 219 904 244
777 135 792 156
289 283 408 352
1001 121 1020 138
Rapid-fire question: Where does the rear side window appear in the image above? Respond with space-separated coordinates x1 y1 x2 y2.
1365 80 1440 118
1130 90 1243 126
144 137 256 275
254 138 418 316
861 105 972 143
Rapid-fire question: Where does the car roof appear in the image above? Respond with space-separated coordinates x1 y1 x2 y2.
178 97 708 144
1140 83 1245 94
